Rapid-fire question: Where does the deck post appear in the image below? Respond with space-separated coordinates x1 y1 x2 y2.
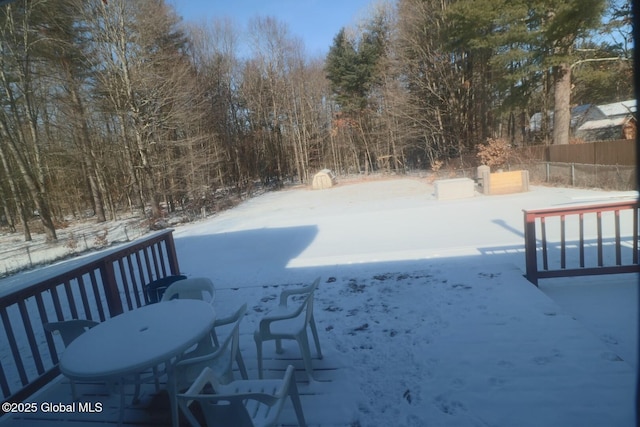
523 210 539 286
165 232 181 275
100 260 124 317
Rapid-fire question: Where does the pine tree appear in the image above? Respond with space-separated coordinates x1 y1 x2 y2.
541 0 606 145
446 0 606 145
325 28 367 114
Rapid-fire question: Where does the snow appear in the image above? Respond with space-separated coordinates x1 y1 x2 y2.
168 177 637 426
577 116 629 131
0 213 148 279
597 99 636 118
1 177 638 426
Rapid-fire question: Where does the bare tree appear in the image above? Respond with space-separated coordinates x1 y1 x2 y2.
185 18 244 197
85 0 197 218
393 0 468 167
243 16 300 184
0 1 59 240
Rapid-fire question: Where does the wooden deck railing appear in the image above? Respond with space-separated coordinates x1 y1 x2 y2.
0 229 180 406
523 200 639 285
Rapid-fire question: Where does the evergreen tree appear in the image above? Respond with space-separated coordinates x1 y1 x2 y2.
541 0 606 145
446 0 607 145
325 20 388 114
571 0 633 105
325 28 368 114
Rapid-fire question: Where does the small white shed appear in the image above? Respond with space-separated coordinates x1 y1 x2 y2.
312 169 337 190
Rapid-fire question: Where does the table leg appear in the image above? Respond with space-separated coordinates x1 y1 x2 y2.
119 381 126 426
132 375 141 405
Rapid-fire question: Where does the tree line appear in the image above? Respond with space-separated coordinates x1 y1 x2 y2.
0 0 633 241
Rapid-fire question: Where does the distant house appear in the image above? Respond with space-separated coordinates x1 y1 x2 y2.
529 104 604 135
597 99 636 120
530 99 637 142
575 99 636 142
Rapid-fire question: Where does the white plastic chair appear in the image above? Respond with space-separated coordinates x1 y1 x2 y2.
254 277 322 380
169 303 248 427
144 274 187 303
161 277 215 304
177 365 306 427
43 319 99 347
43 319 99 400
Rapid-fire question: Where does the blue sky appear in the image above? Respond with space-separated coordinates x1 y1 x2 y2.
170 0 376 57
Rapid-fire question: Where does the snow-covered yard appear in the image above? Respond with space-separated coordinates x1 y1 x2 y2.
169 177 637 426
1 177 637 426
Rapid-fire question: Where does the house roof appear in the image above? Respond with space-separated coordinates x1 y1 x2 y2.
577 116 633 131
529 100 636 132
529 104 600 132
597 99 636 118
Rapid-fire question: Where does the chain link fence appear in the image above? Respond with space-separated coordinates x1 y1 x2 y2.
513 162 637 191
433 160 636 192
0 219 149 279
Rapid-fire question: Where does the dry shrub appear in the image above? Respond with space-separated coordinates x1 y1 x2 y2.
476 138 512 169
27 220 44 235
65 232 78 250
54 219 70 229
93 229 108 248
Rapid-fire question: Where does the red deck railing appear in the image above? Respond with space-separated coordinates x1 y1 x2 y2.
0 229 180 406
523 200 639 285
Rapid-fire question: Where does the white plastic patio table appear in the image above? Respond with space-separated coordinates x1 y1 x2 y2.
59 299 215 423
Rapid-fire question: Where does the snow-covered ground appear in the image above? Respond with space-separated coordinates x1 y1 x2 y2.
168 177 637 427
1 177 637 426
0 213 148 279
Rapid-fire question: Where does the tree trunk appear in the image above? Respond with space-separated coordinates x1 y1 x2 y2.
17 199 31 242
1 196 16 233
0 151 30 243
68 78 107 222
0 127 57 241
552 63 571 145
117 116 145 212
